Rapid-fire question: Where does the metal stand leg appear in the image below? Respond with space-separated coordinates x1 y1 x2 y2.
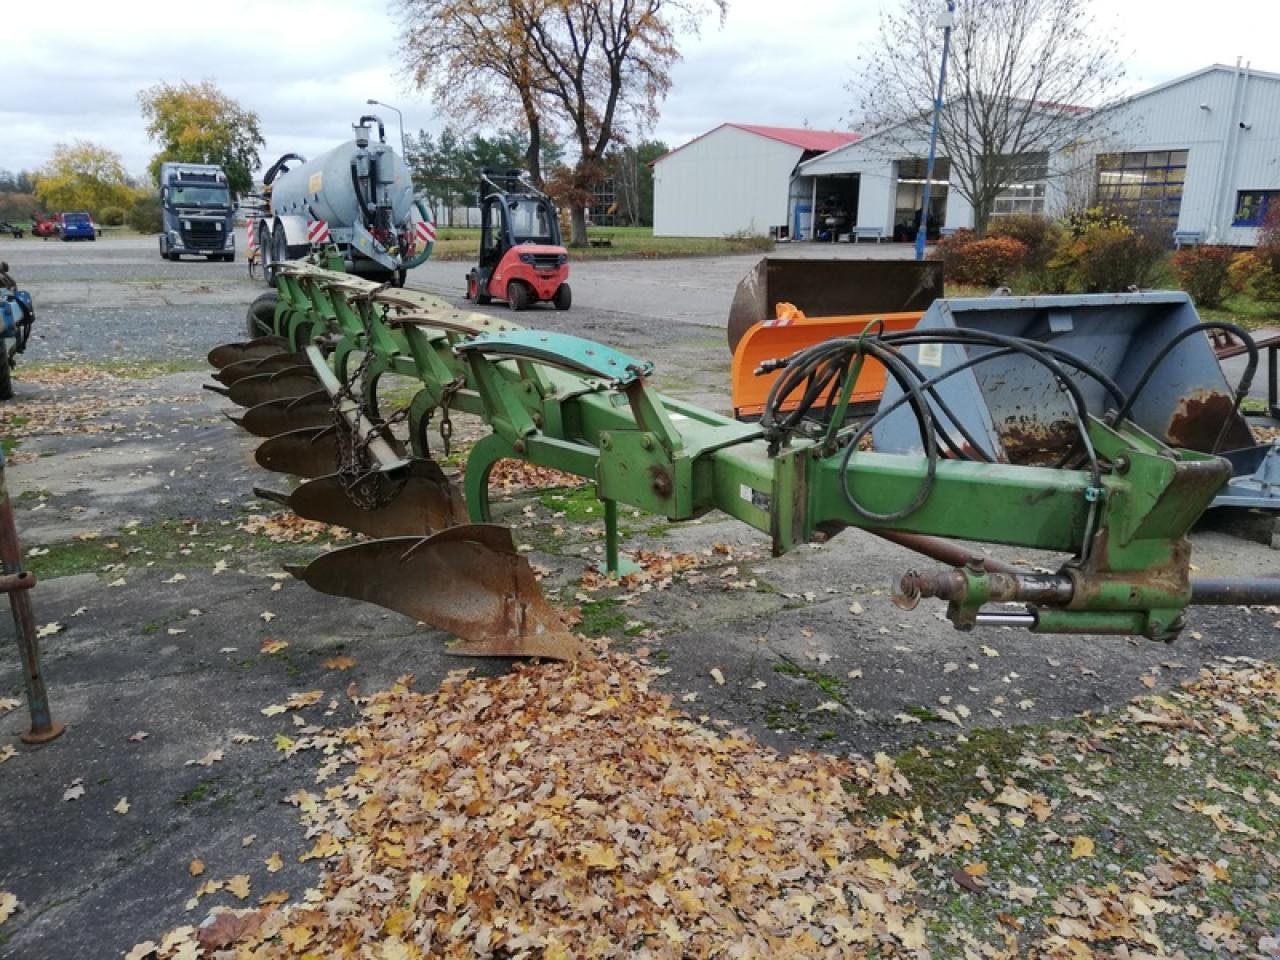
599 498 640 578
0 456 64 745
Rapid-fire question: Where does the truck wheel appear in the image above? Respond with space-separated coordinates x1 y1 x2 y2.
507 281 529 312
0 346 13 401
553 283 572 311
247 291 279 339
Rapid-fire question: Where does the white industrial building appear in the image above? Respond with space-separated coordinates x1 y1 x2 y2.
651 124 858 238
656 64 1280 246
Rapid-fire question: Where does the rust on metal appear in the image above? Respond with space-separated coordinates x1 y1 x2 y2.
264 459 466 538
236 391 334 438
0 457 65 744
995 417 1077 466
227 367 323 408
869 528 1021 574
212 352 308 386
291 524 585 660
1164 389 1255 453
255 426 341 478
207 336 290 369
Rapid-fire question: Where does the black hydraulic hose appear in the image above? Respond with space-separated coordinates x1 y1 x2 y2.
263 153 305 187
1111 321 1258 454
358 115 387 144
349 161 373 230
761 328 1109 523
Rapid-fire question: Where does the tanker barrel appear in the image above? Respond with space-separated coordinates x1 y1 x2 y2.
726 257 944 353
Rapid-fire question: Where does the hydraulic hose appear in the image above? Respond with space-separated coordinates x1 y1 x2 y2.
397 199 436 270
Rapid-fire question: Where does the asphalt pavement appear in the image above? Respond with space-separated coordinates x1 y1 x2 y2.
0 235 1277 958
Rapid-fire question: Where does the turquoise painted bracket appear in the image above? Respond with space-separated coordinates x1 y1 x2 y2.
455 330 654 385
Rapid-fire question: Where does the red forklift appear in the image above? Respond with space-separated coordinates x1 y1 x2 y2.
465 170 571 311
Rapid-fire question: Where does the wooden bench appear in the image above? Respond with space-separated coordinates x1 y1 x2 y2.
588 236 613 248
852 227 884 244
1173 231 1203 249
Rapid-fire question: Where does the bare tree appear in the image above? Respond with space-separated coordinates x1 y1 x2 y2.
397 0 554 185
851 0 1124 234
399 0 723 246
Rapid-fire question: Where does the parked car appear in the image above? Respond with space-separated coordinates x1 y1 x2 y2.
60 211 97 241
32 215 61 239
0 221 23 239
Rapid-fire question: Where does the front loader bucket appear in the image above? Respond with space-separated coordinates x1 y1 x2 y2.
227 366 323 408
873 292 1257 463
255 426 340 478
290 524 585 660
236 391 334 438
731 311 925 420
256 459 466 538
207 336 290 369
212 352 309 387
726 258 943 353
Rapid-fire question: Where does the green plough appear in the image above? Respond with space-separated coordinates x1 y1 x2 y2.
205 254 1280 658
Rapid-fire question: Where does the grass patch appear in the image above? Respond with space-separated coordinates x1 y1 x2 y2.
1199 292 1280 332
773 655 847 704
575 596 632 637
24 517 315 581
428 226 773 262
176 777 221 807
538 484 602 524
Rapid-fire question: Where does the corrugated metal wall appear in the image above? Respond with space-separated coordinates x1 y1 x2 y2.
652 127 802 237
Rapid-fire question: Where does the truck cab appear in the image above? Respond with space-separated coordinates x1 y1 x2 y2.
158 163 236 262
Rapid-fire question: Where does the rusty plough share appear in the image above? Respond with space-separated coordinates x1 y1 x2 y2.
206 253 1280 660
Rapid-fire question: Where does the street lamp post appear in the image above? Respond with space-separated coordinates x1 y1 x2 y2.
366 98 407 158
915 0 956 262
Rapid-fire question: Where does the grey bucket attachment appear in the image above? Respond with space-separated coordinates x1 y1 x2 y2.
873 293 1256 464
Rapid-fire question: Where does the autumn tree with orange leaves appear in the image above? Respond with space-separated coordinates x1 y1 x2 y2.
397 0 724 246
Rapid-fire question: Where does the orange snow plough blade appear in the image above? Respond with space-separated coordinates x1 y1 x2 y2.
730 311 925 420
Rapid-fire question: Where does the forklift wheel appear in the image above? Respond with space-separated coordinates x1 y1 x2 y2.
553 283 572 311
507 281 529 312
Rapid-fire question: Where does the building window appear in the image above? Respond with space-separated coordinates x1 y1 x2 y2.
1095 150 1188 230
991 183 1047 217
1233 190 1277 227
989 153 1049 219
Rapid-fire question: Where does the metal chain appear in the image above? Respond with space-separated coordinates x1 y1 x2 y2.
330 350 408 511
438 376 466 457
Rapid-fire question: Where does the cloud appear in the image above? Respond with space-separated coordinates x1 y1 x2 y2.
2 0 1274 178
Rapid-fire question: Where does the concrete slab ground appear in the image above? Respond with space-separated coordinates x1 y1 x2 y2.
0 236 1276 958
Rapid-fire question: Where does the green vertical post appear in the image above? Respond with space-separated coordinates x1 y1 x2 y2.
600 498 639 578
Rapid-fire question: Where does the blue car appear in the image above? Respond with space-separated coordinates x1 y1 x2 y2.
60 211 97 241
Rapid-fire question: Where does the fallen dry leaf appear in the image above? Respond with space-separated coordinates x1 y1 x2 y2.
226 875 251 900
0 891 18 924
188 859 205 877
260 639 288 655
323 655 356 671
114 797 131 815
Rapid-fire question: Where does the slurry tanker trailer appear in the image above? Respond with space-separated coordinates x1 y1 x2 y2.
253 115 435 287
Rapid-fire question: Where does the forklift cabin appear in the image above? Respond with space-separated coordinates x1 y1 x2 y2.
467 170 571 311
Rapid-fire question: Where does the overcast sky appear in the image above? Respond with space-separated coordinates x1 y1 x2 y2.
2 0 1275 180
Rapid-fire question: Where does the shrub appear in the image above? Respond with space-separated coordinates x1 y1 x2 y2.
1049 223 1166 293
928 228 976 275
98 206 126 227
1059 206 1130 239
126 195 162 234
941 236 1029 286
1171 245 1236 307
989 215 1063 272
1255 202 1280 278
1228 250 1280 302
